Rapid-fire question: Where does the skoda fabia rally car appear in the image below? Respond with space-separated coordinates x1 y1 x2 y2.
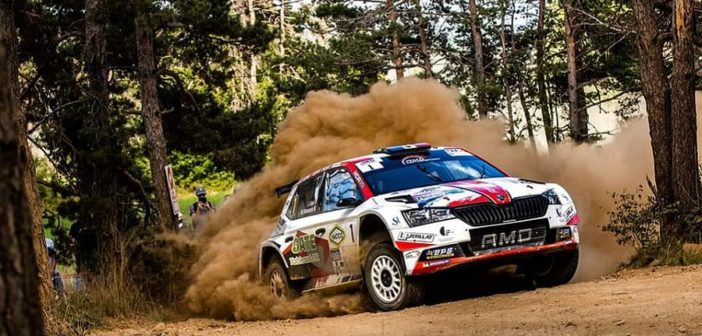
259 143 580 311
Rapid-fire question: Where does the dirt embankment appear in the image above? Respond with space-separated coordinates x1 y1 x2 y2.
95 265 702 336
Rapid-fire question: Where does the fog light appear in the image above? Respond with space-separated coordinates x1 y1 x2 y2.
557 227 572 241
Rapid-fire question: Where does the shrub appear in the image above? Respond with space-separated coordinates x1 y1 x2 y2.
603 185 702 267
46 273 156 335
44 233 194 335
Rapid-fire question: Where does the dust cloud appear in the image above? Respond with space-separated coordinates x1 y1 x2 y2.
185 78 655 320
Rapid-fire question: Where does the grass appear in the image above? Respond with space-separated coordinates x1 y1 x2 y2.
46 272 178 336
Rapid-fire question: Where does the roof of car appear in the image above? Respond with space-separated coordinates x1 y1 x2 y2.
275 144 476 196
297 144 463 182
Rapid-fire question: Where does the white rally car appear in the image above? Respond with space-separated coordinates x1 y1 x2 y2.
259 143 580 311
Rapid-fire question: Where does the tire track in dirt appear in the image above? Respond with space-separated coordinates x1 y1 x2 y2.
95 265 702 336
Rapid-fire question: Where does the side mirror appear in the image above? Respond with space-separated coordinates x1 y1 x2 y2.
337 197 361 207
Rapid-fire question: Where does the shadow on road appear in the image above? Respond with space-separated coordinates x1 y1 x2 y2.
421 265 536 305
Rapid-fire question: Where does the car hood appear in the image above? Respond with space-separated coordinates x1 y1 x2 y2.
382 177 553 208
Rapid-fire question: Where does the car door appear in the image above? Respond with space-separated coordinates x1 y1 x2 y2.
316 168 364 282
281 174 328 281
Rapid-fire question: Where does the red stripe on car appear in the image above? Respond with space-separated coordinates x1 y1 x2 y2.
395 241 434 251
447 180 512 205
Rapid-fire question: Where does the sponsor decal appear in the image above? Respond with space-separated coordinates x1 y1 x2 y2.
329 226 346 246
398 232 435 243
330 249 346 273
291 234 317 254
289 254 321 266
312 276 330 288
300 207 316 215
392 216 401 226
414 187 465 208
271 218 286 237
480 228 533 249
285 231 331 276
422 259 450 267
425 246 456 260
439 226 453 236
564 204 576 221
401 155 440 165
352 171 365 188
401 155 426 165
356 158 384 173
405 251 421 259
444 148 471 157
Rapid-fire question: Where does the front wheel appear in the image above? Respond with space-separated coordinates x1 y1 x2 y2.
264 258 298 299
363 243 424 311
524 250 579 287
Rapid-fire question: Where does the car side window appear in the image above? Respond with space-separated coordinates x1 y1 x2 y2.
288 175 323 219
323 169 361 212
285 193 299 219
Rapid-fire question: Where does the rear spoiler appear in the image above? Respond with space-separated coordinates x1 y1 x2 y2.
274 180 298 197
373 143 432 156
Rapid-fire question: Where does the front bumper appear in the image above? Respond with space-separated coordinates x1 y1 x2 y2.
392 215 580 276
410 238 578 275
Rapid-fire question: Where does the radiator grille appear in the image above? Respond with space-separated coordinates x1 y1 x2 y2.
452 196 549 227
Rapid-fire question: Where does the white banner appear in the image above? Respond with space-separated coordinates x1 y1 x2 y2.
164 165 180 215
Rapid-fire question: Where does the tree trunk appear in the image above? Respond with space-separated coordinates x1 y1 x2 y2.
84 0 121 272
536 0 554 143
517 83 536 148
386 0 404 79
0 45 47 336
469 0 488 118
0 0 52 306
247 0 257 101
279 0 285 57
509 2 535 148
563 1 587 143
413 0 432 78
499 1 516 143
671 0 701 210
136 1 175 231
632 0 675 239
548 80 560 142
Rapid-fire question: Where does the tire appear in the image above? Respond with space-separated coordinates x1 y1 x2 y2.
525 250 579 287
363 243 424 311
264 258 299 299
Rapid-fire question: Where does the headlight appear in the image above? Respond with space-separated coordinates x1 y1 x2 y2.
542 189 560 205
402 208 455 227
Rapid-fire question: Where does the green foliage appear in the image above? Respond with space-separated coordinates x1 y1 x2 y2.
603 187 668 250
169 151 236 191
603 186 702 267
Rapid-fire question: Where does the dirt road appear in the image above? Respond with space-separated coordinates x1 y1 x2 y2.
95 265 702 336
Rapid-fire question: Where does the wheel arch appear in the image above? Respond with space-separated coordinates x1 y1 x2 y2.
359 213 392 245
259 243 287 277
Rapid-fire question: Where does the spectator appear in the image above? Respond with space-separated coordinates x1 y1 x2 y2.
189 187 214 231
45 238 65 295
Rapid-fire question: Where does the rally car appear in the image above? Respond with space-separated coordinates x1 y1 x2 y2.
259 143 580 311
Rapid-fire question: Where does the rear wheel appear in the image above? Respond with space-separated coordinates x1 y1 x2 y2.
264 258 298 299
363 243 424 311
524 250 579 287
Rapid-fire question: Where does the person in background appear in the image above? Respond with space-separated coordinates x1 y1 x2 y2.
189 187 214 231
69 221 96 291
45 238 65 296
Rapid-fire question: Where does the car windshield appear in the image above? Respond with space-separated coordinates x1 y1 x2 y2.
360 151 506 195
